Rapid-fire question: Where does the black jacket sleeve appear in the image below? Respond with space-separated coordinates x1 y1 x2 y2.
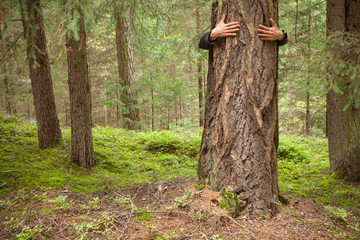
277 31 288 46
198 31 216 50
198 30 288 50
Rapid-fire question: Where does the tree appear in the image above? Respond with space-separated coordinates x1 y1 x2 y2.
196 8 204 127
65 0 95 167
114 0 139 130
20 0 61 149
198 0 280 217
326 0 360 181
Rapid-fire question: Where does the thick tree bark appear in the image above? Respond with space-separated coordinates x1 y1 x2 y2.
65 1 94 168
20 0 61 149
114 0 139 130
198 0 279 217
196 8 204 127
326 0 360 181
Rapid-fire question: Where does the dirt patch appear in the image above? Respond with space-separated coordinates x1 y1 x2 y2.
0 179 356 239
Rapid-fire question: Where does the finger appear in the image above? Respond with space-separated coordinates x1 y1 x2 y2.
260 38 276 41
220 14 226 23
224 28 239 33
258 25 272 31
257 29 271 34
225 25 240 30
258 34 273 38
270 18 277 27
223 33 237 37
225 22 240 26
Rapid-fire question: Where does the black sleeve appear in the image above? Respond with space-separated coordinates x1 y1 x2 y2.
277 31 288 46
198 31 216 50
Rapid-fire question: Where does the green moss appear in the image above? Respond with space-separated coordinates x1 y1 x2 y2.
0 116 201 195
137 213 152 222
278 134 360 222
219 188 243 217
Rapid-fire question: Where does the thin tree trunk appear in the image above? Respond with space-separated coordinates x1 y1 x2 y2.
196 8 204 127
65 0 94 168
179 94 183 127
326 0 360 181
198 0 280 217
151 86 154 131
114 0 139 130
20 0 61 149
305 7 311 135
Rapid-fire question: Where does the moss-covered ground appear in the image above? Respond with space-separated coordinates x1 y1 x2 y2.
0 115 359 239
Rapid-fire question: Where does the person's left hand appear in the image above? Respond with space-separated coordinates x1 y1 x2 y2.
257 18 284 41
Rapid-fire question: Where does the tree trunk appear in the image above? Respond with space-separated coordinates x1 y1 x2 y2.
151 86 154 131
65 0 94 168
305 7 311 135
196 8 204 127
114 0 139 130
326 0 360 181
20 0 61 149
198 0 279 217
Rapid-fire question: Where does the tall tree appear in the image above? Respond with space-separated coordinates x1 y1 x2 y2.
326 0 360 181
114 0 139 130
198 0 280 217
20 0 61 149
65 0 95 167
0 12 12 115
196 8 204 127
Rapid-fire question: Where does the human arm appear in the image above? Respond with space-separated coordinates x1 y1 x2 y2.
257 18 288 46
198 14 240 50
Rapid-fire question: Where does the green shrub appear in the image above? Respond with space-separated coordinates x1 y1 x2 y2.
277 138 309 163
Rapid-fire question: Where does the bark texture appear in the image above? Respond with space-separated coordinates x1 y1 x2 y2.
65 1 94 167
114 0 139 130
198 0 279 217
326 0 360 181
20 0 61 149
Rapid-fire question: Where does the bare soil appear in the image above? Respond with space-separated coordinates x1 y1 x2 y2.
0 178 354 239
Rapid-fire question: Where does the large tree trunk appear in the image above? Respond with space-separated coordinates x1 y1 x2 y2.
198 0 279 217
65 1 94 168
114 0 139 130
20 0 61 149
326 0 360 181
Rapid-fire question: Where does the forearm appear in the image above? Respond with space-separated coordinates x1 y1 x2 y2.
198 31 216 50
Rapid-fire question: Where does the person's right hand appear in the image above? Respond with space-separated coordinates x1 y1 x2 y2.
210 14 240 41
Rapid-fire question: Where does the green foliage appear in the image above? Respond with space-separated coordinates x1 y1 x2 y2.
278 134 360 214
219 188 243 218
0 116 200 195
277 137 309 163
137 213 152 223
174 189 195 207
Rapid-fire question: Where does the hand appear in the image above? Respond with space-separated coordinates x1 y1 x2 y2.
210 14 240 41
257 18 284 41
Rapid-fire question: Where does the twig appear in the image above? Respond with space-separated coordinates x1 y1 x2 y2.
0 32 24 65
225 215 258 240
1 170 20 172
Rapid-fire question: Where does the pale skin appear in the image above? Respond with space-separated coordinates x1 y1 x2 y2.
209 14 284 42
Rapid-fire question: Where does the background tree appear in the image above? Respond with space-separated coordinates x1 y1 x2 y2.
64 0 94 167
326 0 360 181
114 0 139 130
198 0 280 217
19 0 62 149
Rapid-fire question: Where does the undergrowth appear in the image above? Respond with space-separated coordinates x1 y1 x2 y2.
0 115 200 195
1 115 359 239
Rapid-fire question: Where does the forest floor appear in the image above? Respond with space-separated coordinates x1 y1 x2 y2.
1 178 359 240
1 115 360 239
